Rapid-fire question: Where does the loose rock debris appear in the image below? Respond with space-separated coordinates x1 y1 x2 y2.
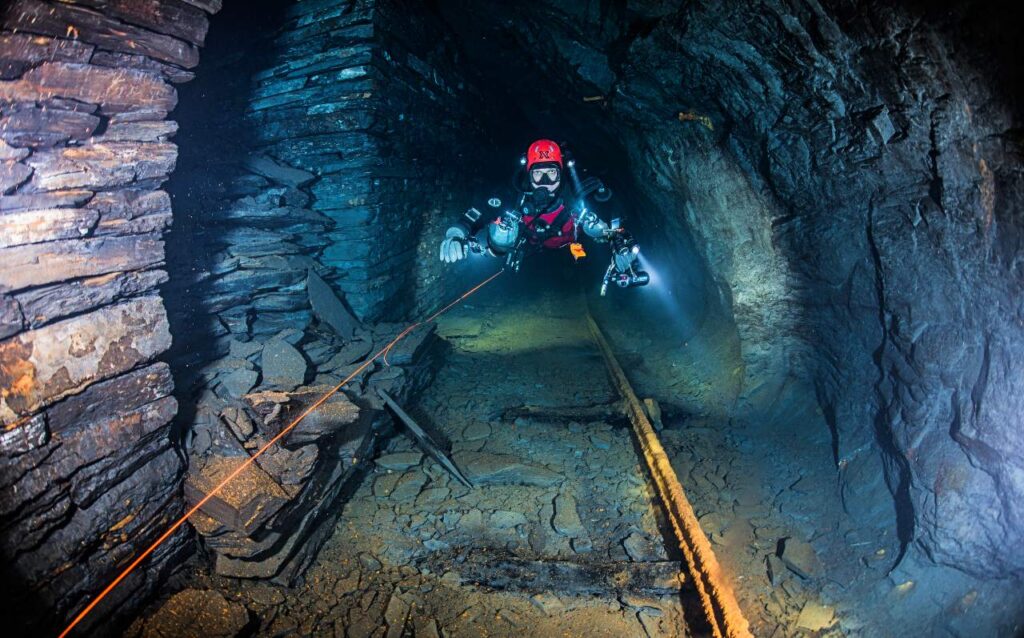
133 292 689 637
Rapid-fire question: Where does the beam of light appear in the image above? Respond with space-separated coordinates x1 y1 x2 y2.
57 268 504 638
638 253 663 289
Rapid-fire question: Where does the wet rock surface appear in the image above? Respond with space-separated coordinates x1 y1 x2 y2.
595 295 1024 636
181 300 439 583
0 2 219 634
3 0 1023 636
430 0 1024 633
136 288 689 637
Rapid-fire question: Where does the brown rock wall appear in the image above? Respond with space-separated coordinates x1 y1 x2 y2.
0 0 218 634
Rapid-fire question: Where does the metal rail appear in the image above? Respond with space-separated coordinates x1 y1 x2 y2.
585 313 752 638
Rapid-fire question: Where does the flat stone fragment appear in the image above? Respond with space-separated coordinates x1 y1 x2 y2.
0 294 24 340
0 106 100 147
0 235 165 293
462 421 491 441
0 139 30 161
391 471 429 500
185 454 289 534
229 338 263 359
245 154 315 186
490 510 528 529
0 188 93 213
25 141 178 191
376 452 423 471
374 472 401 498
1 159 32 193
139 589 249 638
796 600 835 631
530 593 565 616
779 537 823 579
623 532 658 562
16 269 168 330
260 339 307 389
413 617 441 638
766 553 787 586
552 493 586 538
384 592 410 638
453 451 562 487
416 486 450 506
0 33 94 77
221 368 258 398
307 269 360 339
5 2 199 69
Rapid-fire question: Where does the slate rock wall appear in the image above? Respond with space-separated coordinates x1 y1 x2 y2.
0 0 220 633
153 0 490 594
235 0 487 323
435 0 1024 581
607 0 1024 580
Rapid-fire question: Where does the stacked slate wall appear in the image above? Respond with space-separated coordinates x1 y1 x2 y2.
0 0 220 634
244 0 489 322
158 0 492 591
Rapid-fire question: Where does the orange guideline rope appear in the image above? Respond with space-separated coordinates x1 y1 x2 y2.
58 268 504 638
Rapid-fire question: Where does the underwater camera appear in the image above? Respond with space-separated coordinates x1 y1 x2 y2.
601 221 650 296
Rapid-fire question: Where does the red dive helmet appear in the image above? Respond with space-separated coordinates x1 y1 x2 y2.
526 139 563 169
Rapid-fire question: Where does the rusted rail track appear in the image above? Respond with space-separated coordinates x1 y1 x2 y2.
585 313 752 638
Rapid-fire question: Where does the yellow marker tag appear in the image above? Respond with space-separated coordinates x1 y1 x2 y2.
570 242 586 260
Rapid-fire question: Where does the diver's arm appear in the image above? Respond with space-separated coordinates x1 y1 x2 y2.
440 206 488 263
441 198 523 262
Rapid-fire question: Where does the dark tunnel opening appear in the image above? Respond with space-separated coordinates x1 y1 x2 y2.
2 1 1023 636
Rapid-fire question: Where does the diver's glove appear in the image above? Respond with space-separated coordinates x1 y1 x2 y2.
439 225 469 263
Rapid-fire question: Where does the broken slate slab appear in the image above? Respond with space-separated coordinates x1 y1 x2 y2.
391 471 429 500
623 532 659 562
139 589 249 638
552 493 586 538
453 451 562 487
462 421 491 441
245 154 315 187
796 600 835 631
307 269 359 340
779 537 824 579
229 338 263 360
323 335 373 369
185 455 289 535
376 452 423 471
374 472 402 498
273 328 304 345
220 368 258 398
530 593 565 616
766 553 787 586
416 487 450 507
260 339 307 389
383 591 410 638
491 510 528 529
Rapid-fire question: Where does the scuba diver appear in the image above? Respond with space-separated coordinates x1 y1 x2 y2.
438 139 649 295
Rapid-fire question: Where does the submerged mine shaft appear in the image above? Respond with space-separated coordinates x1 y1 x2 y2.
1 0 1023 636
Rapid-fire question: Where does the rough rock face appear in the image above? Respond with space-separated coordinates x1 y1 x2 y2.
154 0 479 592
163 0 494 393
203 0 490 323
436 0 1024 580
0 1 220 634
182 316 439 584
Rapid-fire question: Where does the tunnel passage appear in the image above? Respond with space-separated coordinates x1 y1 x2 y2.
2 0 1024 636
